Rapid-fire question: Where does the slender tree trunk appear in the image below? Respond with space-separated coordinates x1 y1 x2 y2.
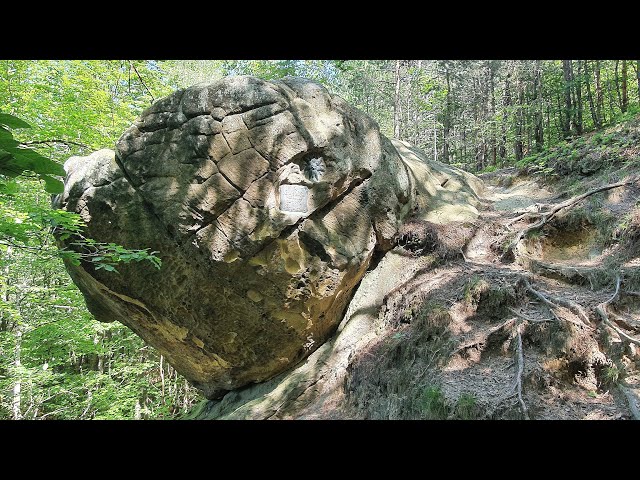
615 60 623 111
393 60 401 139
433 125 437 161
584 60 598 128
622 59 628 113
607 77 616 121
575 60 583 135
562 60 573 137
555 92 563 142
515 67 525 161
442 64 452 163
533 60 544 152
12 330 22 420
500 69 512 161
595 60 603 127
489 62 498 165
546 103 551 148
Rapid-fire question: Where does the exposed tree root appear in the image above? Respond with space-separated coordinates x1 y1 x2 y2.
608 311 640 333
453 317 515 355
513 324 529 419
489 320 530 419
521 277 593 330
502 179 632 260
508 307 553 324
528 259 597 288
597 276 640 347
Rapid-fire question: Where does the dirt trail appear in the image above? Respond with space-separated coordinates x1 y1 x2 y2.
347 169 640 420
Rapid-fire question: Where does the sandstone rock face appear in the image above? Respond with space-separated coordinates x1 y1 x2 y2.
57 76 483 398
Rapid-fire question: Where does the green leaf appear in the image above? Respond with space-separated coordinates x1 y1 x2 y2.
39 174 64 194
10 147 66 176
0 113 32 129
0 179 18 195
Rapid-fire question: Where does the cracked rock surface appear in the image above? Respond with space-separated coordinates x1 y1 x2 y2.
56 76 483 398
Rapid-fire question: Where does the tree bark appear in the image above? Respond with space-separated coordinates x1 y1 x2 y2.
488 60 497 165
622 59 628 113
499 69 511 161
562 60 573 137
515 64 525 161
584 60 598 128
533 60 544 152
442 63 452 163
393 59 401 139
615 60 623 111
607 77 616 121
12 330 22 420
595 60 603 127
574 60 583 135
433 125 437 161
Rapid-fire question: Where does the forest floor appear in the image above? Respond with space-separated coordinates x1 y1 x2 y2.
340 160 640 420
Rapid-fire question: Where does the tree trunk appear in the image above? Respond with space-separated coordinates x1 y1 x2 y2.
393 59 401 139
555 92 563 142
615 60 623 111
488 61 497 165
533 60 544 152
584 60 598 128
622 59 628 113
515 68 525 162
562 60 573 137
433 125 437 161
12 330 22 420
442 64 452 163
595 60 603 127
607 77 616 121
500 68 512 161
574 60 583 135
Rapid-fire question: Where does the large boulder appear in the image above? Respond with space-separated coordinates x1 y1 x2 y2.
56 76 483 398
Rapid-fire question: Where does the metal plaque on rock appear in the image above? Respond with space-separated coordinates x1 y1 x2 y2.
279 184 308 213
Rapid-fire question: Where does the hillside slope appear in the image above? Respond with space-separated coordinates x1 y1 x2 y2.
190 116 640 420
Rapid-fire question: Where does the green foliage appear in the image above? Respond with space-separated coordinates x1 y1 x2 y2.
601 364 622 387
0 61 193 420
422 385 448 419
421 386 481 419
453 393 480 420
0 113 64 194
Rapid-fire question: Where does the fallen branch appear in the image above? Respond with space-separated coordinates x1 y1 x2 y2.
22 139 90 149
596 276 640 346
